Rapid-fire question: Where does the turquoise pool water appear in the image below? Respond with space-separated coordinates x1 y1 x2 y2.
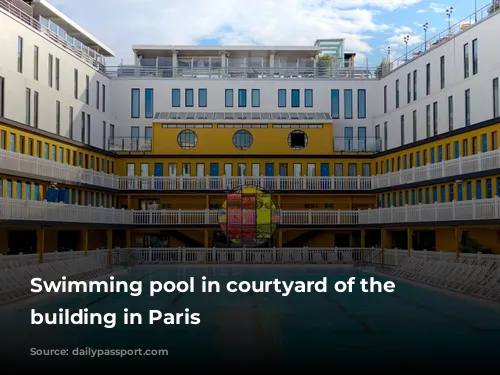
3 265 500 371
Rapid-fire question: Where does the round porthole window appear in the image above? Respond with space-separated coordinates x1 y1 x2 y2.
288 130 308 150
233 130 253 150
177 129 198 150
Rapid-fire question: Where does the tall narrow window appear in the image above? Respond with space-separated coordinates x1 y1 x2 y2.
238 89 247 107
199 88 208 107
34 46 39 80
251 89 260 107
331 89 339 118
278 89 286 107
17 36 23 73
56 100 60 135
48 54 53 87
395 80 399 109
383 85 387 113
145 88 154 117
25 88 31 126
291 89 300 108
400 115 405 145
81 112 85 142
102 121 107 149
225 89 233 107
69 106 74 139
413 70 417 101
433 102 438 136
85 75 89 105
0 76 4 117
96 81 100 109
472 38 478 75
464 43 469 78
145 126 152 141
55 58 60 90
305 89 313 107
74 69 78 99
465 89 471 126
426 104 431 138
358 127 366 151
493 78 499 118
131 126 139 140
358 89 366 118
407 73 411 103
185 88 194 107
172 88 181 107
448 96 454 131
440 55 445 89
344 127 353 151
412 110 417 142
131 88 140 118
375 124 380 151
102 84 106 112
426 63 430 95
384 122 388 151
344 89 353 119
86 114 91 145
33 91 39 128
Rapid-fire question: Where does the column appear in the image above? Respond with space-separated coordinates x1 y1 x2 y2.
205 195 210 209
407 228 413 255
277 229 283 248
454 227 462 259
82 229 89 257
171 50 178 77
269 51 276 76
37 227 45 264
126 230 131 248
360 229 366 248
106 229 113 265
127 195 132 209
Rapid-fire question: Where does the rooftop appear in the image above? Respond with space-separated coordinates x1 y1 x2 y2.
153 111 333 122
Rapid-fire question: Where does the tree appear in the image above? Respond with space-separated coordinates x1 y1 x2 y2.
315 54 338 77
488 0 500 14
375 58 389 79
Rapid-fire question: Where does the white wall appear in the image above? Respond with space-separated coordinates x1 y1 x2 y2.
0 8 116 149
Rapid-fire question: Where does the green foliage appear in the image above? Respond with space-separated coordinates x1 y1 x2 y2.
488 1 500 14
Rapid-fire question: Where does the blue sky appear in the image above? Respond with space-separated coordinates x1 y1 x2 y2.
49 0 489 67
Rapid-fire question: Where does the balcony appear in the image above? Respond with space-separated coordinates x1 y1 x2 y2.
334 137 382 152
108 137 152 152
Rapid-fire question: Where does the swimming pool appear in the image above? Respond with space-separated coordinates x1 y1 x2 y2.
3 265 500 371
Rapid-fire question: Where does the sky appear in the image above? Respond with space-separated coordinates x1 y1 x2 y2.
49 0 490 67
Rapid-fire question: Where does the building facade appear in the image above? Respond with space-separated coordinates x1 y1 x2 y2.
0 0 499 256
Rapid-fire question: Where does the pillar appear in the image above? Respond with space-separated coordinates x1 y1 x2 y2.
277 229 283 248
127 195 132 209
126 230 131 248
407 228 413 255
204 230 209 248
106 229 113 264
205 195 210 209
381 228 392 248
360 229 366 248
82 229 88 257
454 227 462 259
37 227 45 264
348 232 353 247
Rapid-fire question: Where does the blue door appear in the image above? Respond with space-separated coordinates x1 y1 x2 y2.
432 187 438 202
448 185 453 201
482 134 488 152
34 184 39 200
437 146 443 162
411 190 416 205
454 142 460 158
425 188 430 203
466 182 472 200
486 179 492 198
416 152 421 167
265 163 274 189
381 195 385 208
457 184 463 201
418 190 423 203
440 186 446 202
398 192 403 206
210 163 219 189
476 181 482 199
58 189 68 203
154 163 163 190
403 156 407 169
497 178 500 197
320 163 329 176
430 148 435 163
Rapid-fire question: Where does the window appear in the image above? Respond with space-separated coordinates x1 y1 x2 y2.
344 127 353 151
472 39 478 75
426 63 430 95
251 89 260 107
233 130 253 150
465 89 471 126
56 101 60 135
25 88 31 126
145 126 152 142
85 75 90 105
426 104 431 138
440 55 445 89
198 88 207 107
43 143 48 159
9 134 16 151
131 88 140 118
407 73 411 104
81 113 86 143
34 46 39 80
96 81 100 109
375 125 380 151
383 122 388 151
102 84 106 112
48 54 53 87
55 58 60 90
102 121 107 149
464 43 469 78
17 36 23 73
110 124 115 141
492 131 498 150
348 164 357 176
86 114 91 144
413 70 417 101
358 89 366 118
344 89 353 119
278 89 286 107
225 89 233 107
145 88 154 117
131 126 139 140
238 89 247 107
358 127 366 151
172 88 181 107
395 80 399 109
288 130 307 150
331 89 339 118
433 102 438 136
33 91 39 128
463 139 468 156
177 130 197 150
305 89 313 107
383 85 387 113
472 137 477 154
185 88 194 107
51 145 56 161
494 78 499 118
74 69 78 99
448 96 454 131
69 106 74 139
291 89 300 107
412 110 417 142
0 76 4 118
400 115 405 145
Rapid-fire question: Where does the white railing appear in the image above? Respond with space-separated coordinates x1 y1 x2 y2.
1 196 499 225
0 149 119 189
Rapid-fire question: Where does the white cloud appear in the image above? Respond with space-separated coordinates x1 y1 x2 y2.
416 9 428 13
393 26 414 33
387 33 422 46
429 2 447 13
49 0 422 64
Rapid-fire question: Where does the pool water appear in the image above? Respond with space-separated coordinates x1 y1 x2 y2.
3 265 500 371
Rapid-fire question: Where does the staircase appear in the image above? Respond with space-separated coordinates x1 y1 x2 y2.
164 230 204 247
283 231 320 247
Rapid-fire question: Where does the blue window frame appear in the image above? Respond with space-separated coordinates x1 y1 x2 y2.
26 183 31 200
44 143 49 159
251 89 260 107
437 146 443 162
278 89 286 107
331 89 340 119
145 88 153 118
145 127 152 140
385 160 389 173
198 88 207 107
481 134 488 152
476 181 482 199
497 178 500 197
225 89 233 107
131 88 140 118
486 179 492 198
34 183 39 200
411 190 416 205
172 89 181 107
357 127 366 151
238 89 247 107
344 89 353 119
58 147 63 163
90 156 94 169
131 126 139 141
185 89 194 107
425 188 430 203
72 189 76 204
441 186 446 202
467 182 472 200
405 191 409 205
344 127 353 151
6 180 12 198
357 89 366 118
398 192 403 206
454 141 460 158
101 159 105 171
9 134 15 151
78 152 83 167
416 151 421 167
291 89 300 107
381 195 385 208
432 187 438 202
448 184 453 201
430 148 435 163
305 89 313 107
51 145 56 161
16 181 22 199
457 184 463 201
